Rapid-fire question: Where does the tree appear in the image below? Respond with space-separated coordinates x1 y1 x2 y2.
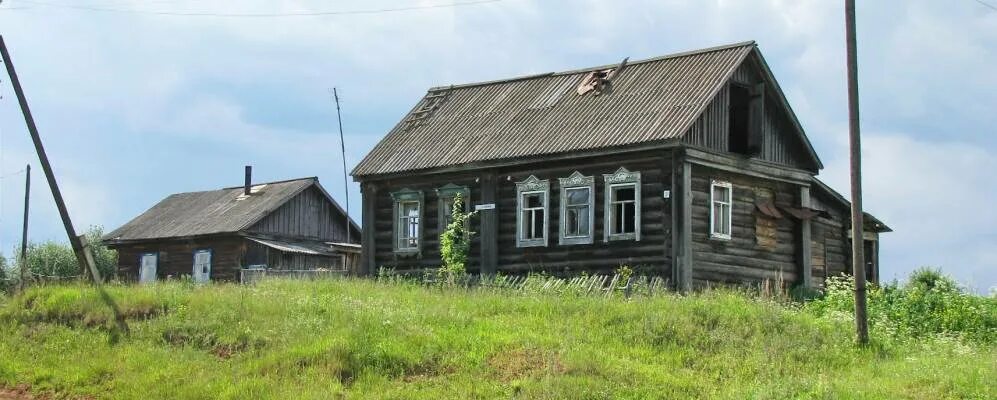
19 225 117 282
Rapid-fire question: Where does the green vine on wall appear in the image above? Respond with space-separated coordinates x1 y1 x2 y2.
439 193 476 284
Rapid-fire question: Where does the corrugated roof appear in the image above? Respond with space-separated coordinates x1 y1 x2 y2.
104 178 318 242
353 41 757 177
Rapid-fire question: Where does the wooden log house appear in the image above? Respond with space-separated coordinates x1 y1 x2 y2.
352 41 890 289
103 168 361 283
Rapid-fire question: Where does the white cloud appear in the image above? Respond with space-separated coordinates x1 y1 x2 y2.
821 133 997 291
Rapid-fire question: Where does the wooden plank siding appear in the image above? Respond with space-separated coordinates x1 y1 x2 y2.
810 193 853 284
367 151 673 276
494 152 672 275
249 186 352 242
688 164 802 286
372 174 481 274
245 241 345 271
683 62 813 171
114 236 247 282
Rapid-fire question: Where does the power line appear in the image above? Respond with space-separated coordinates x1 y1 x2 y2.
974 0 997 11
0 168 26 179
6 0 504 18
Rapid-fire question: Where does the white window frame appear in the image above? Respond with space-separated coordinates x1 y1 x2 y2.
710 180 733 240
603 167 642 242
558 171 595 245
192 249 212 283
391 189 423 254
516 175 550 247
139 252 158 283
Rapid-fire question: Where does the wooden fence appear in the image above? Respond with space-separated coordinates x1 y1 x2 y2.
409 273 673 298
240 269 346 284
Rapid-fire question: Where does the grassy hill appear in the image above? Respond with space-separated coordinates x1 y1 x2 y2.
0 279 993 399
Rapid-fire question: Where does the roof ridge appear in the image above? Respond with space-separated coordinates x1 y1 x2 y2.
427 40 756 91
158 177 316 197
220 176 316 190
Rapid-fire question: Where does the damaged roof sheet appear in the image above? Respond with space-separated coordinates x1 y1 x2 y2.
353 41 756 177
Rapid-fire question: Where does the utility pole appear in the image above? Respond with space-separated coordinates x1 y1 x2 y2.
18 164 29 291
844 0 869 344
0 35 98 283
332 88 351 243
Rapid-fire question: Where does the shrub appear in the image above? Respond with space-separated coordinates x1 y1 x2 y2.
438 194 476 284
15 225 117 283
806 268 997 344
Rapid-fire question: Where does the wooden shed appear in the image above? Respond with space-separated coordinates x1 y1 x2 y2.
352 41 889 290
103 171 361 283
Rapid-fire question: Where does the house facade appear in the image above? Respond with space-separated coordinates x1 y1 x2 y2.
103 171 361 283
352 41 889 290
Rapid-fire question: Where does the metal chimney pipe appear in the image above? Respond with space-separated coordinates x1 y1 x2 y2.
244 165 252 195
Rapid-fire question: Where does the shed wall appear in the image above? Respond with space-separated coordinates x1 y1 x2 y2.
249 186 355 242
113 236 247 282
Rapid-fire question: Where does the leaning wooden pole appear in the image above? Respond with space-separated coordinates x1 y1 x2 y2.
844 0 869 344
18 164 30 291
333 87 351 243
0 35 96 283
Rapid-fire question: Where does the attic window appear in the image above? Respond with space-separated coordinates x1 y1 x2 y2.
728 82 764 156
729 84 751 154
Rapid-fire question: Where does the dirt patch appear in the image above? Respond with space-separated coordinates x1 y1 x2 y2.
0 385 39 400
401 361 458 383
161 327 263 359
487 348 564 382
0 385 92 400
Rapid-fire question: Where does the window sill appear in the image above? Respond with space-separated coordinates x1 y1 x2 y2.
559 237 594 246
607 233 638 242
516 240 547 248
393 249 421 257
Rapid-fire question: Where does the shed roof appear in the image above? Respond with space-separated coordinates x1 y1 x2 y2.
353 41 789 177
104 177 356 242
247 237 339 257
812 178 892 233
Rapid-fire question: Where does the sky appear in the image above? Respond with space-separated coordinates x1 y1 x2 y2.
0 0 994 292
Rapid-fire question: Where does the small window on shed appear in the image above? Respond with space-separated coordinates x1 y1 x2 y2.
516 175 550 247
603 167 642 241
391 189 423 254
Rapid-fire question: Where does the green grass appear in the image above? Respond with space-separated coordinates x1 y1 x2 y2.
0 279 993 399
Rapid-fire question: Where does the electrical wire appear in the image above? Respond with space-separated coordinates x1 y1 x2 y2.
6 0 504 17
975 0 997 11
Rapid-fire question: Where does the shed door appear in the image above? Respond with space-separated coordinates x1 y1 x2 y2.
193 250 212 283
139 253 157 283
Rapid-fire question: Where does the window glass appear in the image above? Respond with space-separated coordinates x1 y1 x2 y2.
399 201 420 249
564 187 590 237
610 186 637 234
521 192 546 240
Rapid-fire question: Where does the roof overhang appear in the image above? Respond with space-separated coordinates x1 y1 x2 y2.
247 237 342 257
